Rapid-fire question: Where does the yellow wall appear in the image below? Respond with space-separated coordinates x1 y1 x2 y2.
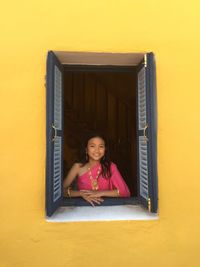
1 0 200 266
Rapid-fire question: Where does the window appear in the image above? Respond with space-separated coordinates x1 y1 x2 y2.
46 51 158 218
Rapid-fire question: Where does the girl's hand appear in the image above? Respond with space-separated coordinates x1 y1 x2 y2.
80 190 104 207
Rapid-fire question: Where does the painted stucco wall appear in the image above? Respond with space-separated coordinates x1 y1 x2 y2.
1 1 200 266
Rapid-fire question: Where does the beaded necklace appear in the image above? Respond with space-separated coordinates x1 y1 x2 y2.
88 165 101 190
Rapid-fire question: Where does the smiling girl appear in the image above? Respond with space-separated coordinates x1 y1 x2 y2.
63 133 130 206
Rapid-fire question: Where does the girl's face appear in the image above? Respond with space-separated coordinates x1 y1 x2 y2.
86 137 106 162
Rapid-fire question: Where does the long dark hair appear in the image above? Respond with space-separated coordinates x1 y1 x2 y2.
78 132 111 179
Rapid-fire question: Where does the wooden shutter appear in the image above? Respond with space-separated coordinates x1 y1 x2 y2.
46 51 64 216
136 52 158 213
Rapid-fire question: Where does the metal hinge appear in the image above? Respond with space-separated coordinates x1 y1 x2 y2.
148 198 151 212
144 54 147 68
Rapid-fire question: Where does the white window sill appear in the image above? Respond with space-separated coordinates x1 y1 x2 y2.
46 205 158 222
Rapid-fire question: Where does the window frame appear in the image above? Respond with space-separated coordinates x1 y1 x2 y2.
46 51 158 217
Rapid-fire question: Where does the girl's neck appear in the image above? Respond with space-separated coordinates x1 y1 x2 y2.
88 159 100 168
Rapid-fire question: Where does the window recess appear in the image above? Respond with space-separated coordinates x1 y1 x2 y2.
46 51 158 217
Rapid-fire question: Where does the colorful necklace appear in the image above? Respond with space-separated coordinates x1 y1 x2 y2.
88 164 101 191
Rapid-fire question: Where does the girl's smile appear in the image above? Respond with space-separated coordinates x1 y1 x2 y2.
86 137 105 162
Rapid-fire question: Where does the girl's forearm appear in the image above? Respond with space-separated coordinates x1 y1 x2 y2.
64 189 120 198
63 189 84 198
101 190 120 197
70 190 83 197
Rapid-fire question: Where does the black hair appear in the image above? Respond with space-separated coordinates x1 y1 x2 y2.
78 132 111 179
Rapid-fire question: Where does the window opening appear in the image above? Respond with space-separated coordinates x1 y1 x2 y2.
46 51 158 217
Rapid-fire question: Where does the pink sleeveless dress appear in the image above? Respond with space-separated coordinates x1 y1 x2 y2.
77 162 130 197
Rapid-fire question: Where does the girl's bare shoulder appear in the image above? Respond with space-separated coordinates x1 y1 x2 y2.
71 162 82 171
77 163 89 176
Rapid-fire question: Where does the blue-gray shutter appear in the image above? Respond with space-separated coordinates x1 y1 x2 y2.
46 51 64 216
136 52 158 213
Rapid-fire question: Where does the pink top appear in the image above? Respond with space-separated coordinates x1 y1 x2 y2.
77 162 130 197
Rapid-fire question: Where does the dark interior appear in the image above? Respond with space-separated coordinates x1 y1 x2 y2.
63 65 137 197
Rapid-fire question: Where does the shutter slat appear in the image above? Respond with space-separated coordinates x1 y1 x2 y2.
53 136 62 202
139 136 149 200
138 67 147 130
54 66 62 131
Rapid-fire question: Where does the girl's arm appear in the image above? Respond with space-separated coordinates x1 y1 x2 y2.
63 164 85 197
63 163 80 190
109 163 131 197
65 188 104 206
101 189 120 197
82 190 120 198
